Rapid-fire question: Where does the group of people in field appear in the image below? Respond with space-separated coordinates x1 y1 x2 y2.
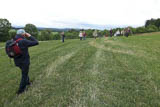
106 27 132 37
79 30 102 40
60 29 105 42
79 30 87 40
5 27 132 95
61 28 132 42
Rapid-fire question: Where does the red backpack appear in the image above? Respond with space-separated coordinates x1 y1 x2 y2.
5 38 23 58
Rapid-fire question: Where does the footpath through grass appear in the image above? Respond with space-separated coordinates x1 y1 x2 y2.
0 33 160 106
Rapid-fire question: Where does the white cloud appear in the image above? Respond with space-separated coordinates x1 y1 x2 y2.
0 0 160 28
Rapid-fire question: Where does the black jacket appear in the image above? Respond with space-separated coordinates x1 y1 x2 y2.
13 35 39 66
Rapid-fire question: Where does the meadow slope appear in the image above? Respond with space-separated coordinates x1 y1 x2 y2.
0 33 160 107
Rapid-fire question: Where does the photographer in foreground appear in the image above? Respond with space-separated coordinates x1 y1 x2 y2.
14 29 39 94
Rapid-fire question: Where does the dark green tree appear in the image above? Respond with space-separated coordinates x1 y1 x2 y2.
52 33 61 40
145 18 160 29
65 30 79 39
129 27 136 34
85 29 94 38
8 29 16 39
24 24 38 38
0 18 11 41
155 18 160 29
136 27 147 33
147 25 158 32
39 29 52 41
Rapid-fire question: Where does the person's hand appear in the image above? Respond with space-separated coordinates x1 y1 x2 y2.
25 33 31 37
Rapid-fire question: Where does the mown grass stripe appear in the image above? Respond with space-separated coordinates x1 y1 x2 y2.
3 39 91 107
1 33 160 106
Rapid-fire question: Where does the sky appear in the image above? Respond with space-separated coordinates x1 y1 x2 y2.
0 0 160 29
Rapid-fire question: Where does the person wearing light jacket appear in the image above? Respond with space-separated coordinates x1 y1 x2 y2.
93 30 98 39
79 31 83 40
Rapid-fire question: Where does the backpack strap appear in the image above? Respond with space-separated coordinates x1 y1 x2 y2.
15 38 23 43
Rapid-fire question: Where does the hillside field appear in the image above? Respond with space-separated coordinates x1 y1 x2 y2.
0 32 160 106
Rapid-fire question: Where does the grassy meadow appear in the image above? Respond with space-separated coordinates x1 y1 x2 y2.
0 32 160 106
0 43 4 48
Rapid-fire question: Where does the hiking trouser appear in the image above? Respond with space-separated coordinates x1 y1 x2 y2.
83 36 86 40
125 33 129 37
19 64 30 92
62 37 64 42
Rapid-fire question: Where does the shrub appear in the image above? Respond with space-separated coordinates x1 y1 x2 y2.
0 18 11 41
146 25 158 32
8 29 16 39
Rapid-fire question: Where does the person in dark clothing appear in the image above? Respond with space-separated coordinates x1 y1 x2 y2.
110 29 113 37
124 28 130 37
98 31 102 38
61 32 65 43
14 29 39 94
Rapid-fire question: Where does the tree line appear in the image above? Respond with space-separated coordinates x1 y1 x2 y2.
0 18 160 42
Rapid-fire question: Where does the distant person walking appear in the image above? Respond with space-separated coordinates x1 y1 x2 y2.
79 31 83 40
98 31 102 38
124 27 130 37
93 30 98 39
82 31 86 40
110 29 113 37
61 31 65 43
13 29 39 94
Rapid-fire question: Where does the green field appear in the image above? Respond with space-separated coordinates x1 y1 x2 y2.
0 43 4 48
0 33 160 106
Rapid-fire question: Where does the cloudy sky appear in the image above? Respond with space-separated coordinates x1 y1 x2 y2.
0 0 160 29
